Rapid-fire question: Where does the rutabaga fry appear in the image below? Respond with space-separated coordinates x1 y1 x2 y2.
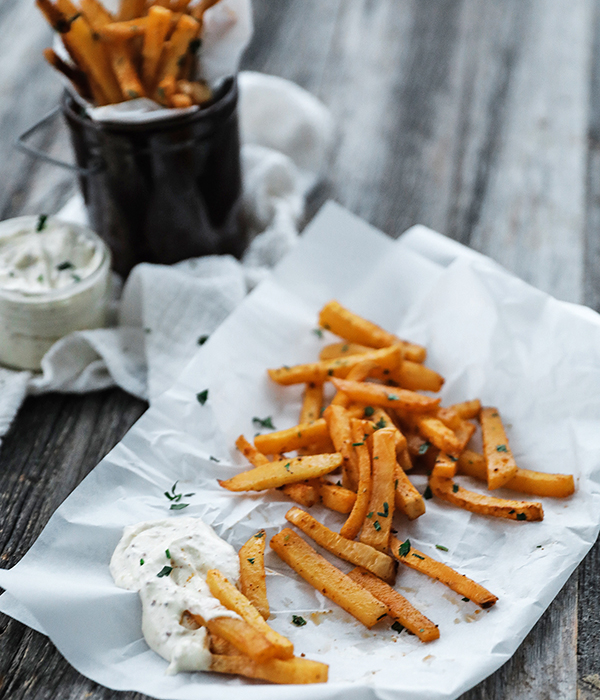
142 5 172 88
218 453 342 492
457 449 575 498
209 654 329 685
393 461 425 520
480 407 519 490
331 378 440 413
107 40 146 99
268 345 402 386
270 529 388 628
347 567 439 642
254 419 330 454
323 404 356 490
285 507 397 584
300 382 324 424
239 530 270 620
318 300 426 363
390 536 498 608
340 419 373 540
154 13 200 105
360 430 396 551
318 480 356 513
429 467 544 522
191 614 278 663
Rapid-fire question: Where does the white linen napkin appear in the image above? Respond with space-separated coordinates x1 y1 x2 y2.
0 71 334 443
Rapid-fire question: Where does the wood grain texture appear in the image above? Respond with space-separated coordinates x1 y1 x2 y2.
0 0 597 698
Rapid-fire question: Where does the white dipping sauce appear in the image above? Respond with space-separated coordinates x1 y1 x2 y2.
110 517 240 675
0 215 110 370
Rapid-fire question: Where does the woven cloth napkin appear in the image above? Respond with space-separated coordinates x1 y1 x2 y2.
0 71 334 444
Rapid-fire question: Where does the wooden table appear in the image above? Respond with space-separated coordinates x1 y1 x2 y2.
0 1 598 698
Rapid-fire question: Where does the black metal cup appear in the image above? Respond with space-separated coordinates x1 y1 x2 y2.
19 77 245 278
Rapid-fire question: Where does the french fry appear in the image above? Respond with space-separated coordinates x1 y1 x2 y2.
457 449 575 498
285 507 397 584
171 93 193 107
451 399 481 420
432 452 458 479
318 480 356 513
340 420 373 539
55 0 123 103
107 41 146 99
347 567 439 642
117 0 146 21
480 407 518 490
429 468 544 522
218 453 342 492
208 632 242 655
176 78 212 104
323 405 356 490
318 300 426 363
155 13 200 105
235 434 270 466
191 614 277 663
239 530 269 620
270 529 388 628
360 430 396 551
390 536 498 608
319 341 372 361
210 654 329 685
393 461 425 520
36 0 76 32
97 16 150 39
206 569 294 659
331 359 378 407
189 0 222 21
43 48 92 99
282 481 321 508
300 382 323 424
80 0 114 28
268 345 402 386
142 5 172 88
361 408 407 453
331 378 440 413
254 419 330 455
398 412 462 457
397 446 414 472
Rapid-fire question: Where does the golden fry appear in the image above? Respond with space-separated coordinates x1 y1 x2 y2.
117 0 146 21
480 407 518 489
155 13 200 104
300 382 323 424
210 654 329 685
254 419 330 455
318 480 356 513
270 529 388 628
107 41 145 99
331 378 440 413
239 530 269 620
360 430 396 551
142 5 172 88
323 404 356 490
282 481 320 508
393 461 425 520
340 419 373 540
191 614 277 663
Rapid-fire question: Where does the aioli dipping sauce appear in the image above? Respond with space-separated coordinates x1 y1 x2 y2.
0 215 110 370
110 517 240 675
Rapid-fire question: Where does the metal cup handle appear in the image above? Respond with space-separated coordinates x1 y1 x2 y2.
15 106 102 176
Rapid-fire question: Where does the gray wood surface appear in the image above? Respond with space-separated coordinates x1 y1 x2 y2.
0 0 598 698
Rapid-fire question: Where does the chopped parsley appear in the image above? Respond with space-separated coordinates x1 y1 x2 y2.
366 511 374 519
496 444 508 452
394 479 399 490
196 389 209 405
165 549 171 559
37 274 44 283
391 621 405 633
312 328 324 339
56 260 74 271
209 455 220 462
341 344 349 352
188 37 201 53
448 455 458 462
462 597 470 602
418 442 431 455
254 531 265 538
253 416 275 430
164 481 194 510
247 557 255 564
516 513 527 521
363 406 375 417
412 553 425 560
373 417 387 430
352 442 364 447
284 462 291 471
292 615 307 627
387 394 398 401
36 214 48 231
140 558 144 566
373 521 382 531
197 334 209 345
377 502 389 518
170 503 189 510
398 539 411 557
157 566 173 578
452 484 459 493
327 369 334 376
435 544 448 552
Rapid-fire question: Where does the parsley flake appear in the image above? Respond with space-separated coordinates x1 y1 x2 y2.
165 549 171 559
391 621 405 633
140 558 144 565
36 214 48 231
366 511 374 519
387 394 398 401
198 334 209 345
496 444 508 452
254 531 265 538
462 597 470 602
209 456 220 462
412 553 425 560
56 260 74 271
516 513 527 521
170 503 189 510
253 416 275 430
398 539 411 557
373 417 387 430
374 521 382 531
284 462 291 471
312 328 324 339
452 484 459 493
341 344 349 352
363 406 375 417
292 615 307 627
435 544 448 552
157 565 173 578
353 442 364 447
418 442 431 455
247 557 255 564
196 389 209 405
377 502 389 518
71 273 81 282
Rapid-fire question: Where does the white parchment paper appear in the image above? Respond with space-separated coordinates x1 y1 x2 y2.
1 202 600 700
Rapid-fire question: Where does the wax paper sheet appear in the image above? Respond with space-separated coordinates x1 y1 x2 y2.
1 202 600 700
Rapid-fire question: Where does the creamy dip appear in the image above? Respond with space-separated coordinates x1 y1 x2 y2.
0 216 110 370
110 517 241 675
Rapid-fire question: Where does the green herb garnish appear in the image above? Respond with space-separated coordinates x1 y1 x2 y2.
352 442 364 447
373 521 382 531
516 513 527 521
170 503 189 510
165 549 171 559
363 406 375 417
140 558 144 565
209 456 220 462
36 214 48 231
496 444 508 452
312 328 324 338
418 442 431 455
56 260 74 271
398 539 411 557
253 416 275 430
196 389 209 405
435 544 448 552
373 417 386 430
452 484 459 493
412 553 425 560
377 502 389 518
157 565 173 578
247 558 255 564
387 394 398 401
424 485 433 500
292 615 307 627
198 335 209 345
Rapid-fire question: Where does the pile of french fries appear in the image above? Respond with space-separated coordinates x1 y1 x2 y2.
37 0 219 108
213 300 576 681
